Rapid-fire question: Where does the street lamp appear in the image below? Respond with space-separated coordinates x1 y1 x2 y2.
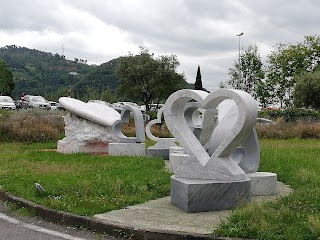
237 32 244 79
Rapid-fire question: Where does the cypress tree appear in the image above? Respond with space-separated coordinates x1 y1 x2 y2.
195 65 203 90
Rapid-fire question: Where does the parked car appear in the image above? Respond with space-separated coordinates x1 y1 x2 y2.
140 105 146 112
48 101 61 110
150 103 164 111
87 100 112 107
0 96 16 110
111 102 140 112
23 95 51 110
140 103 164 112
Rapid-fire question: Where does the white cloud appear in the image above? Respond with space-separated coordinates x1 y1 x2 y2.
1 0 320 91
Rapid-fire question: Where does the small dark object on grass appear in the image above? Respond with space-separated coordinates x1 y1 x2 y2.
34 183 45 194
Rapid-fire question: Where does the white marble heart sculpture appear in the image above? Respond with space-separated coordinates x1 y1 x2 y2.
163 89 258 181
112 106 145 143
146 107 176 148
208 100 260 173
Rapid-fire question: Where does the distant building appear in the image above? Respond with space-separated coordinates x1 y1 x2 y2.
69 72 79 76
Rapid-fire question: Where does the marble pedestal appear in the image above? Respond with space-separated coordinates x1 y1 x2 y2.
171 175 251 212
57 140 109 154
247 172 277 196
169 153 189 172
147 147 170 160
109 143 146 156
169 146 184 155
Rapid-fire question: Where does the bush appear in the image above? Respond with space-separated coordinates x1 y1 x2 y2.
256 119 320 139
259 108 320 122
146 110 157 120
0 109 65 143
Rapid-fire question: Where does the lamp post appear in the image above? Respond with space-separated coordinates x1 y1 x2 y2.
237 32 244 80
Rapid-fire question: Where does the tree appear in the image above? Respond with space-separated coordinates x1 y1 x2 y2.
195 65 203 90
294 68 320 109
0 60 14 95
115 48 186 111
267 35 320 107
256 79 274 108
226 44 264 99
101 89 118 103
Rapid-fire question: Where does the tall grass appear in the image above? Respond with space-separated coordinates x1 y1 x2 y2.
214 139 320 240
0 109 64 142
257 119 320 139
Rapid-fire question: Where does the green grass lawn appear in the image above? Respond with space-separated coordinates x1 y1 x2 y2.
1 139 320 239
0 142 171 216
214 139 320 240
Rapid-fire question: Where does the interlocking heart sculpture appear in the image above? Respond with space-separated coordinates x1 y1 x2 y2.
112 106 145 143
146 107 176 148
164 89 258 181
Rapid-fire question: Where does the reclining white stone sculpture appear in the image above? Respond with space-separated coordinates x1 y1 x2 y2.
57 97 120 154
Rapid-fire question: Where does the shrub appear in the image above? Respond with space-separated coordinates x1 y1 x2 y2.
256 120 320 139
259 108 320 122
0 109 65 143
146 110 158 120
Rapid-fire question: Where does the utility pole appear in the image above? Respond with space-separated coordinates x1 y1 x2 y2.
237 32 244 80
61 44 65 57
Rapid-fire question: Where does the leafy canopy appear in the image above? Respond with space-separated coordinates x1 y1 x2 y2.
0 60 14 96
227 44 264 100
115 48 186 110
266 35 320 107
294 67 320 109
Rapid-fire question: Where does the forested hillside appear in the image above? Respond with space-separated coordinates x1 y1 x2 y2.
0 45 119 101
73 58 119 100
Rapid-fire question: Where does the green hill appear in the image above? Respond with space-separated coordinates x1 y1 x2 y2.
0 45 193 102
0 45 119 101
73 58 119 101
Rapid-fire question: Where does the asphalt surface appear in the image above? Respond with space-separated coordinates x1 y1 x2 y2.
0 201 116 240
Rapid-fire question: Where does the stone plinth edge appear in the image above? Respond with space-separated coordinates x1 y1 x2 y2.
147 147 170 160
109 143 146 156
247 172 278 196
171 176 251 213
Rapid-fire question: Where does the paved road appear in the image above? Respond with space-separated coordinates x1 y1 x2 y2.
0 202 116 240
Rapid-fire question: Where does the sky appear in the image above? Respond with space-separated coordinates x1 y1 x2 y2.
1 0 320 91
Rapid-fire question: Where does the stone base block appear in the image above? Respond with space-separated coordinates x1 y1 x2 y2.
57 140 109 154
247 172 277 196
171 175 251 212
109 143 146 156
169 153 189 172
169 146 184 155
147 147 170 160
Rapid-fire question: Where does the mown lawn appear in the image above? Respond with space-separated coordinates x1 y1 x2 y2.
0 142 171 216
214 138 320 240
1 139 320 240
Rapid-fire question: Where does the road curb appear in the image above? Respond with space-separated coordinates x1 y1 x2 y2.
0 190 246 240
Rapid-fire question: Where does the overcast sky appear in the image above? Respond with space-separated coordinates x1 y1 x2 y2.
0 0 319 91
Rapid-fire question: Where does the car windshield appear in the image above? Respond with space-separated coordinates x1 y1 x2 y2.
31 96 47 103
0 97 13 103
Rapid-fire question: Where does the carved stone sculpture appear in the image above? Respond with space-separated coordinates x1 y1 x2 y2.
109 106 146 156
146 107 176 159
57 97 120 154
164 89 257 212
